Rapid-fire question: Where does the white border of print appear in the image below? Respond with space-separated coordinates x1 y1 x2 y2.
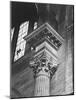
0 0 75 100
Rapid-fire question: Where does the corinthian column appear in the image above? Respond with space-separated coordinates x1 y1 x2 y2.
24 23 63 96
30 55 58 96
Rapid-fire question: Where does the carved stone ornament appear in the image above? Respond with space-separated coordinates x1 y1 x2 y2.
29 52 59 78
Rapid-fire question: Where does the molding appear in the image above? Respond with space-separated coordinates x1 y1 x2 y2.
24 23 64 43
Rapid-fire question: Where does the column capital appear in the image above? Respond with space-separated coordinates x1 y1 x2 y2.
30 54 59 78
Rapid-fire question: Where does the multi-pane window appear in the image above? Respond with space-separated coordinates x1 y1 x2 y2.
11 27 15 41
14 21 29 62
34 22 37 30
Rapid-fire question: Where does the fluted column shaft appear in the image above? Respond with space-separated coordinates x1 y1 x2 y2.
30 56 58 96
34 71 50 96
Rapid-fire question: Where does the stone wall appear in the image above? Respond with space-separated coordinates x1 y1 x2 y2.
50 26 74 95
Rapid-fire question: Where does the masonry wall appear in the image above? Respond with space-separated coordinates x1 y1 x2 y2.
11 64 34 98
50 26 74 95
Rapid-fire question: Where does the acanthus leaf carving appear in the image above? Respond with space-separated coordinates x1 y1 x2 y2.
29 54 59 78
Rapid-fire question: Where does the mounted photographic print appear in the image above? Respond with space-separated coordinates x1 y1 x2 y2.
10 1 74 99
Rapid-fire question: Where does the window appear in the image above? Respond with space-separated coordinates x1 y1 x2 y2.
11 27 15 41
34 22 37 30
14 21 29 61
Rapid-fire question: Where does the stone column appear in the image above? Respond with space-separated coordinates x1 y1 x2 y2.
24 20 64 96
30 55 58 96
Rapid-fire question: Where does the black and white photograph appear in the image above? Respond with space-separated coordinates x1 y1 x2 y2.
10 1 74 99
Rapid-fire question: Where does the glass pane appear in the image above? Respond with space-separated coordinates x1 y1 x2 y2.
34 22 37 30
14 21 29 62
11 27 15 41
